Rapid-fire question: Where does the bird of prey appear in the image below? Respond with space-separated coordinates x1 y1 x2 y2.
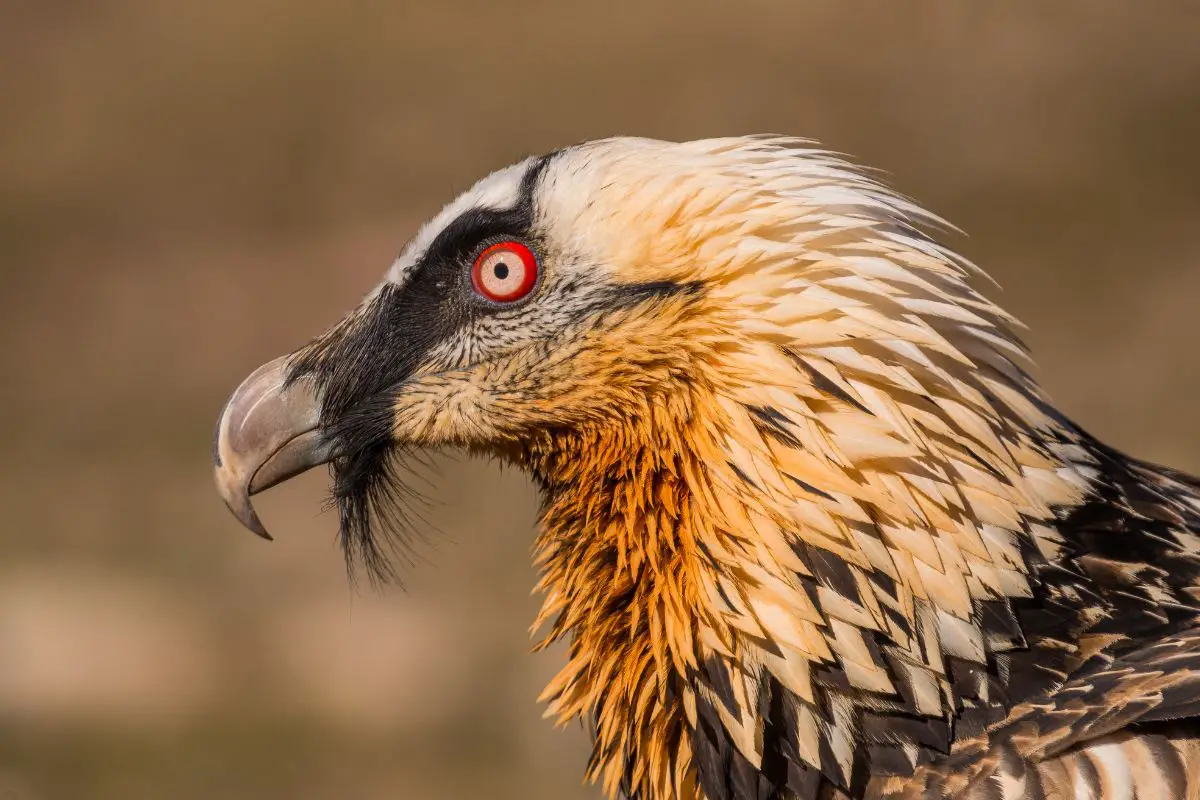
212 136 1200 800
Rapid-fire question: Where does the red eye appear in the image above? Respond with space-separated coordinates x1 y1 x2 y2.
471 240 539 303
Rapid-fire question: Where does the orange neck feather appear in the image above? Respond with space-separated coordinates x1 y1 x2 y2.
524 392 727 800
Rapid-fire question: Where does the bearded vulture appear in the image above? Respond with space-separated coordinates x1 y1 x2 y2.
212 136 1200 800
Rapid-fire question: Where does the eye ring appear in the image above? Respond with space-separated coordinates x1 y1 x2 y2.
470 240 539 303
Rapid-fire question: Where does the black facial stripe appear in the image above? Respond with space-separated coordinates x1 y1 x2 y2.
283 152 557 582
418 155 550 272
603 279 705 309
544 279 706 329
290 152 556 417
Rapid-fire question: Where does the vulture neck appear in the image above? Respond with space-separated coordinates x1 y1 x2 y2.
523 403 731 800
516 362 1093 800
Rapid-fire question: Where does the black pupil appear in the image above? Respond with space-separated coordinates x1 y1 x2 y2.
493 261 510 280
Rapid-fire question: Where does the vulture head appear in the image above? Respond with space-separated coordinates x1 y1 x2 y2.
212 137 1200 800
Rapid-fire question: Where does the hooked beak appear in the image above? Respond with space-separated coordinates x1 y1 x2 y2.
212 355 335 539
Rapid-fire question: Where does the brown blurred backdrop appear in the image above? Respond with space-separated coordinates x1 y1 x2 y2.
2 2 1199 798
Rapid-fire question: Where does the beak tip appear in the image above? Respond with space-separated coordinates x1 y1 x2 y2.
221 490 275 541
241 505 273 541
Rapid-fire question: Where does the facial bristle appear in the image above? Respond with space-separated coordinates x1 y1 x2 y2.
327 443 439 587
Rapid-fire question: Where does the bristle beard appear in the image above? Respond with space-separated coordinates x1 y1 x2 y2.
285 282 447 587
328 442 437 588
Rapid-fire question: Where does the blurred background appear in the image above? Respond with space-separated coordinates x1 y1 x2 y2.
2 1 1199 798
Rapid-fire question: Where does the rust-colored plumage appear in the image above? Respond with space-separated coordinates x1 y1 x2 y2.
213 137 1200 799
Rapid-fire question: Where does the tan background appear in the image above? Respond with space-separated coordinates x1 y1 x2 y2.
2 2 1199 798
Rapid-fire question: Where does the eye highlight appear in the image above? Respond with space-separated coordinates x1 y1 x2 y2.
471 240 539 303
